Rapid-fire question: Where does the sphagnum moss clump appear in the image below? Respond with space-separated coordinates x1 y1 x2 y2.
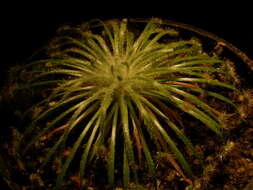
20 18 238 189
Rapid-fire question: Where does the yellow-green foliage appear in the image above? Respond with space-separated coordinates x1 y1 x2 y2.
20 18 237 189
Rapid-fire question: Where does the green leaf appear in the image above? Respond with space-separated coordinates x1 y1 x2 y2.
132 21 157 53
145 108 194 177
170 95 223 136
173 77 236 90
128 102 156 183
170 58 223 68
141 95 198 157
119 94 139 184
123 146 130 189
60 36 100 61
165 85 218 120
188 88 236 108
23 102 81 154
128 88 162 151
79 115 102 187
87 103 117 164
108 104 119 188
128 88 193 177
54 110 101 190
20 93 89 145
40 102 99 169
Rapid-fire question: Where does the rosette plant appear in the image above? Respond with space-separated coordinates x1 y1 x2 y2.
19 18 237 189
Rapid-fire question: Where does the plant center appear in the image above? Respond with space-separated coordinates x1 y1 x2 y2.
110 61 131 82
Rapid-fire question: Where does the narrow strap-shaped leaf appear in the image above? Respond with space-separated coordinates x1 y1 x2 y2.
62 48 102 65
142 29 178 52
131 21 157 53
130 47 167 68
168 47 201 58
130 40 200 68
123 146 130 189
33 57 91 71
128 88 162 151
130 91 194 177
118 19 127 57
190 88 236 108
61 57 91 66
23 80 62 88
20 93 88 143
173 77 236 90
168 55 212 65
131 40 201 70
100 84 115 115
111 23 120 57
140 94 199 157
128 102 156 183
65 88 108 129
143 106 194 177
40 103 99 169
147 66 224 76
179 66 225 73
21 59 57 69
163 40 199 52
60 36 99 61
164 82 236 108
23 101 83 154
31 69 83 82
55 87 93 108
20 91 63 120
119 94 139 184
78 31 113 58
80 115 102 187
169 95 223 136
125 31 135 59
102 22 115 53
87 103 117 164
144 88 223 136
54 110 101 190
170 59 223 68
58 87 94 103
57 62 94 75
108 104 119 188
164 85 219 120
143 67 205 78
86 38 111 65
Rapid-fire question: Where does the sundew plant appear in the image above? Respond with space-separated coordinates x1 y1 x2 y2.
20 18 237 189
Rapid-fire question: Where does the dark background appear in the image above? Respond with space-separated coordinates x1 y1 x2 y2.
1 2 252 85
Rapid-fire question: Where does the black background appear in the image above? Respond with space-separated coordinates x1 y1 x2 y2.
1 2 252 84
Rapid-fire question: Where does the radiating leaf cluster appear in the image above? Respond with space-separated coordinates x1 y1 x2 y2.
21 18 237 189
